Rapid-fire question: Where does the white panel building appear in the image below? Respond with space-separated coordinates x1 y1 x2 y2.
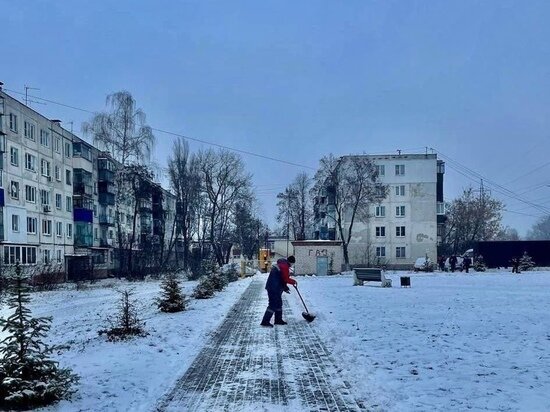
313 153 445 270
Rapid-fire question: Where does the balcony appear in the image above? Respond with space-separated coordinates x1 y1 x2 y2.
98 169 115 183
99 215 115 226
139 199 152 212
98 181 115 195
100 238 114 248
74 233 93 248
74 183 93 196
74 208 93 223
98 192 115 206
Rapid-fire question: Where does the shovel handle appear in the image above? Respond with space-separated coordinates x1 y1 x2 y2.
293 284 310 313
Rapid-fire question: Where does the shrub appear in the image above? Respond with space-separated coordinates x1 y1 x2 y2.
157 273 187 313
98 289 147 341
519 252 535 272
192 276 216 299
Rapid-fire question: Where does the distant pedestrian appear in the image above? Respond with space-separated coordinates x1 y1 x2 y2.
463 256 472 273
449 255 458 273
511 257 521 274
260 256 297 327
438 256 446 272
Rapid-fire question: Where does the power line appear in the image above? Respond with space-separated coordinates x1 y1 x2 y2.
3 88 316 170
432 148 550 215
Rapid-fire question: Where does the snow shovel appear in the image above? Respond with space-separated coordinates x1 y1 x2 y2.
293 285 316 322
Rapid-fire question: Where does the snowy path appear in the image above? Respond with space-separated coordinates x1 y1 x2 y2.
156 279 364 412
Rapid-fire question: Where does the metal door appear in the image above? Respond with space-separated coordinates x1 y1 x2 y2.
316 256 328 276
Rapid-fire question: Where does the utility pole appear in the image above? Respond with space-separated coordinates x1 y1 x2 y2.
286 194 290 256
24 85 40 106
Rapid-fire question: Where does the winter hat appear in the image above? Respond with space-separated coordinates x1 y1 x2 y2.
287 255 296 264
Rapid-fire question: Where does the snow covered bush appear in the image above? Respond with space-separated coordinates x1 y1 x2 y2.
99 289 147 341
519 252 535 272
157 273 187 313
222 263 239 283
192 276 216 299
0 263 79 410
29 263 65 291
474 256 487 272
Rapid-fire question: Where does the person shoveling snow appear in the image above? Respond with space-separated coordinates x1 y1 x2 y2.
260 256 297 327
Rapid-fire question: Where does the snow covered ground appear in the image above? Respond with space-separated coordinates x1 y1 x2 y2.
2 270 549 411
288 270 550 411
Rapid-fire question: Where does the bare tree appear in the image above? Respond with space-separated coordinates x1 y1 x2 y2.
496 226 520 241
168 138 201 270
442 188 504 253
276 172 312 241
526 215 550 240
312 154 387 268
82 91 154 166
196 149 253 266
83 91 156 276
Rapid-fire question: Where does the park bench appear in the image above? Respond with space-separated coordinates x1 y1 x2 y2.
354 267 392 287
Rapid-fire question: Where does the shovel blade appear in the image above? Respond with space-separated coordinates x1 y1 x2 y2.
302 311 316 322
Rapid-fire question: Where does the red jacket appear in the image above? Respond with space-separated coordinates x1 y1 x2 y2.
277 260 296 286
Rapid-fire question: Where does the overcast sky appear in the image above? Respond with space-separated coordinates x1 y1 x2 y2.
2 0 550 234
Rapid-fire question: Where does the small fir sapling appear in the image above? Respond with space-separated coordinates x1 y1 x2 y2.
99 289 147 341
157 273 187 313
0 263 78 410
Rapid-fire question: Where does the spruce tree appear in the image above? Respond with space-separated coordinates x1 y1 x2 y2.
0 263 78 410
99 289 147 341
519 252 535 272
157 273 187 313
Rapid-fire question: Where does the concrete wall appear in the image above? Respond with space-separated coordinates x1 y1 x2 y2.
291 240 343 275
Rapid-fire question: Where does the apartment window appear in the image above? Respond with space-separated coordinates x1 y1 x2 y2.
40 189 50 205
64 142 71 158
65 169 72 185
376 246 386 257
437 202 445 215
375 164 385 176
395 164 405 175
25 185 36 203
66 196 72 212
9 113 18 132
10 147 19 166
11 215 19 232
57 250 62 263
40 129 50 147
55 193 62 209
24 153 36 171
4 246 37 265
24 122 35 140
27 217 37 234
375 226 386 237
108 229 114 240
396 226 406 237
396 246 406 258
94 228 98 240
10 181 19 199
437 225 444 237
56 222 63 237
375 205 386 217
375 185 385 197
55 165 61 181
43 249 51 264
395 185 405 196
54 137 61 153
42 219 52 236
437 162 445 174
396 205 406 217
41 159 51 177
66 223 72 238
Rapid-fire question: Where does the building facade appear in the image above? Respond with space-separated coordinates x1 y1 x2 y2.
0 87 176 278
313 153 445 269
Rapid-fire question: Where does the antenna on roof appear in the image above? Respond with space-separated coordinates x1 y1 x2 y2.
24 85 45 107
